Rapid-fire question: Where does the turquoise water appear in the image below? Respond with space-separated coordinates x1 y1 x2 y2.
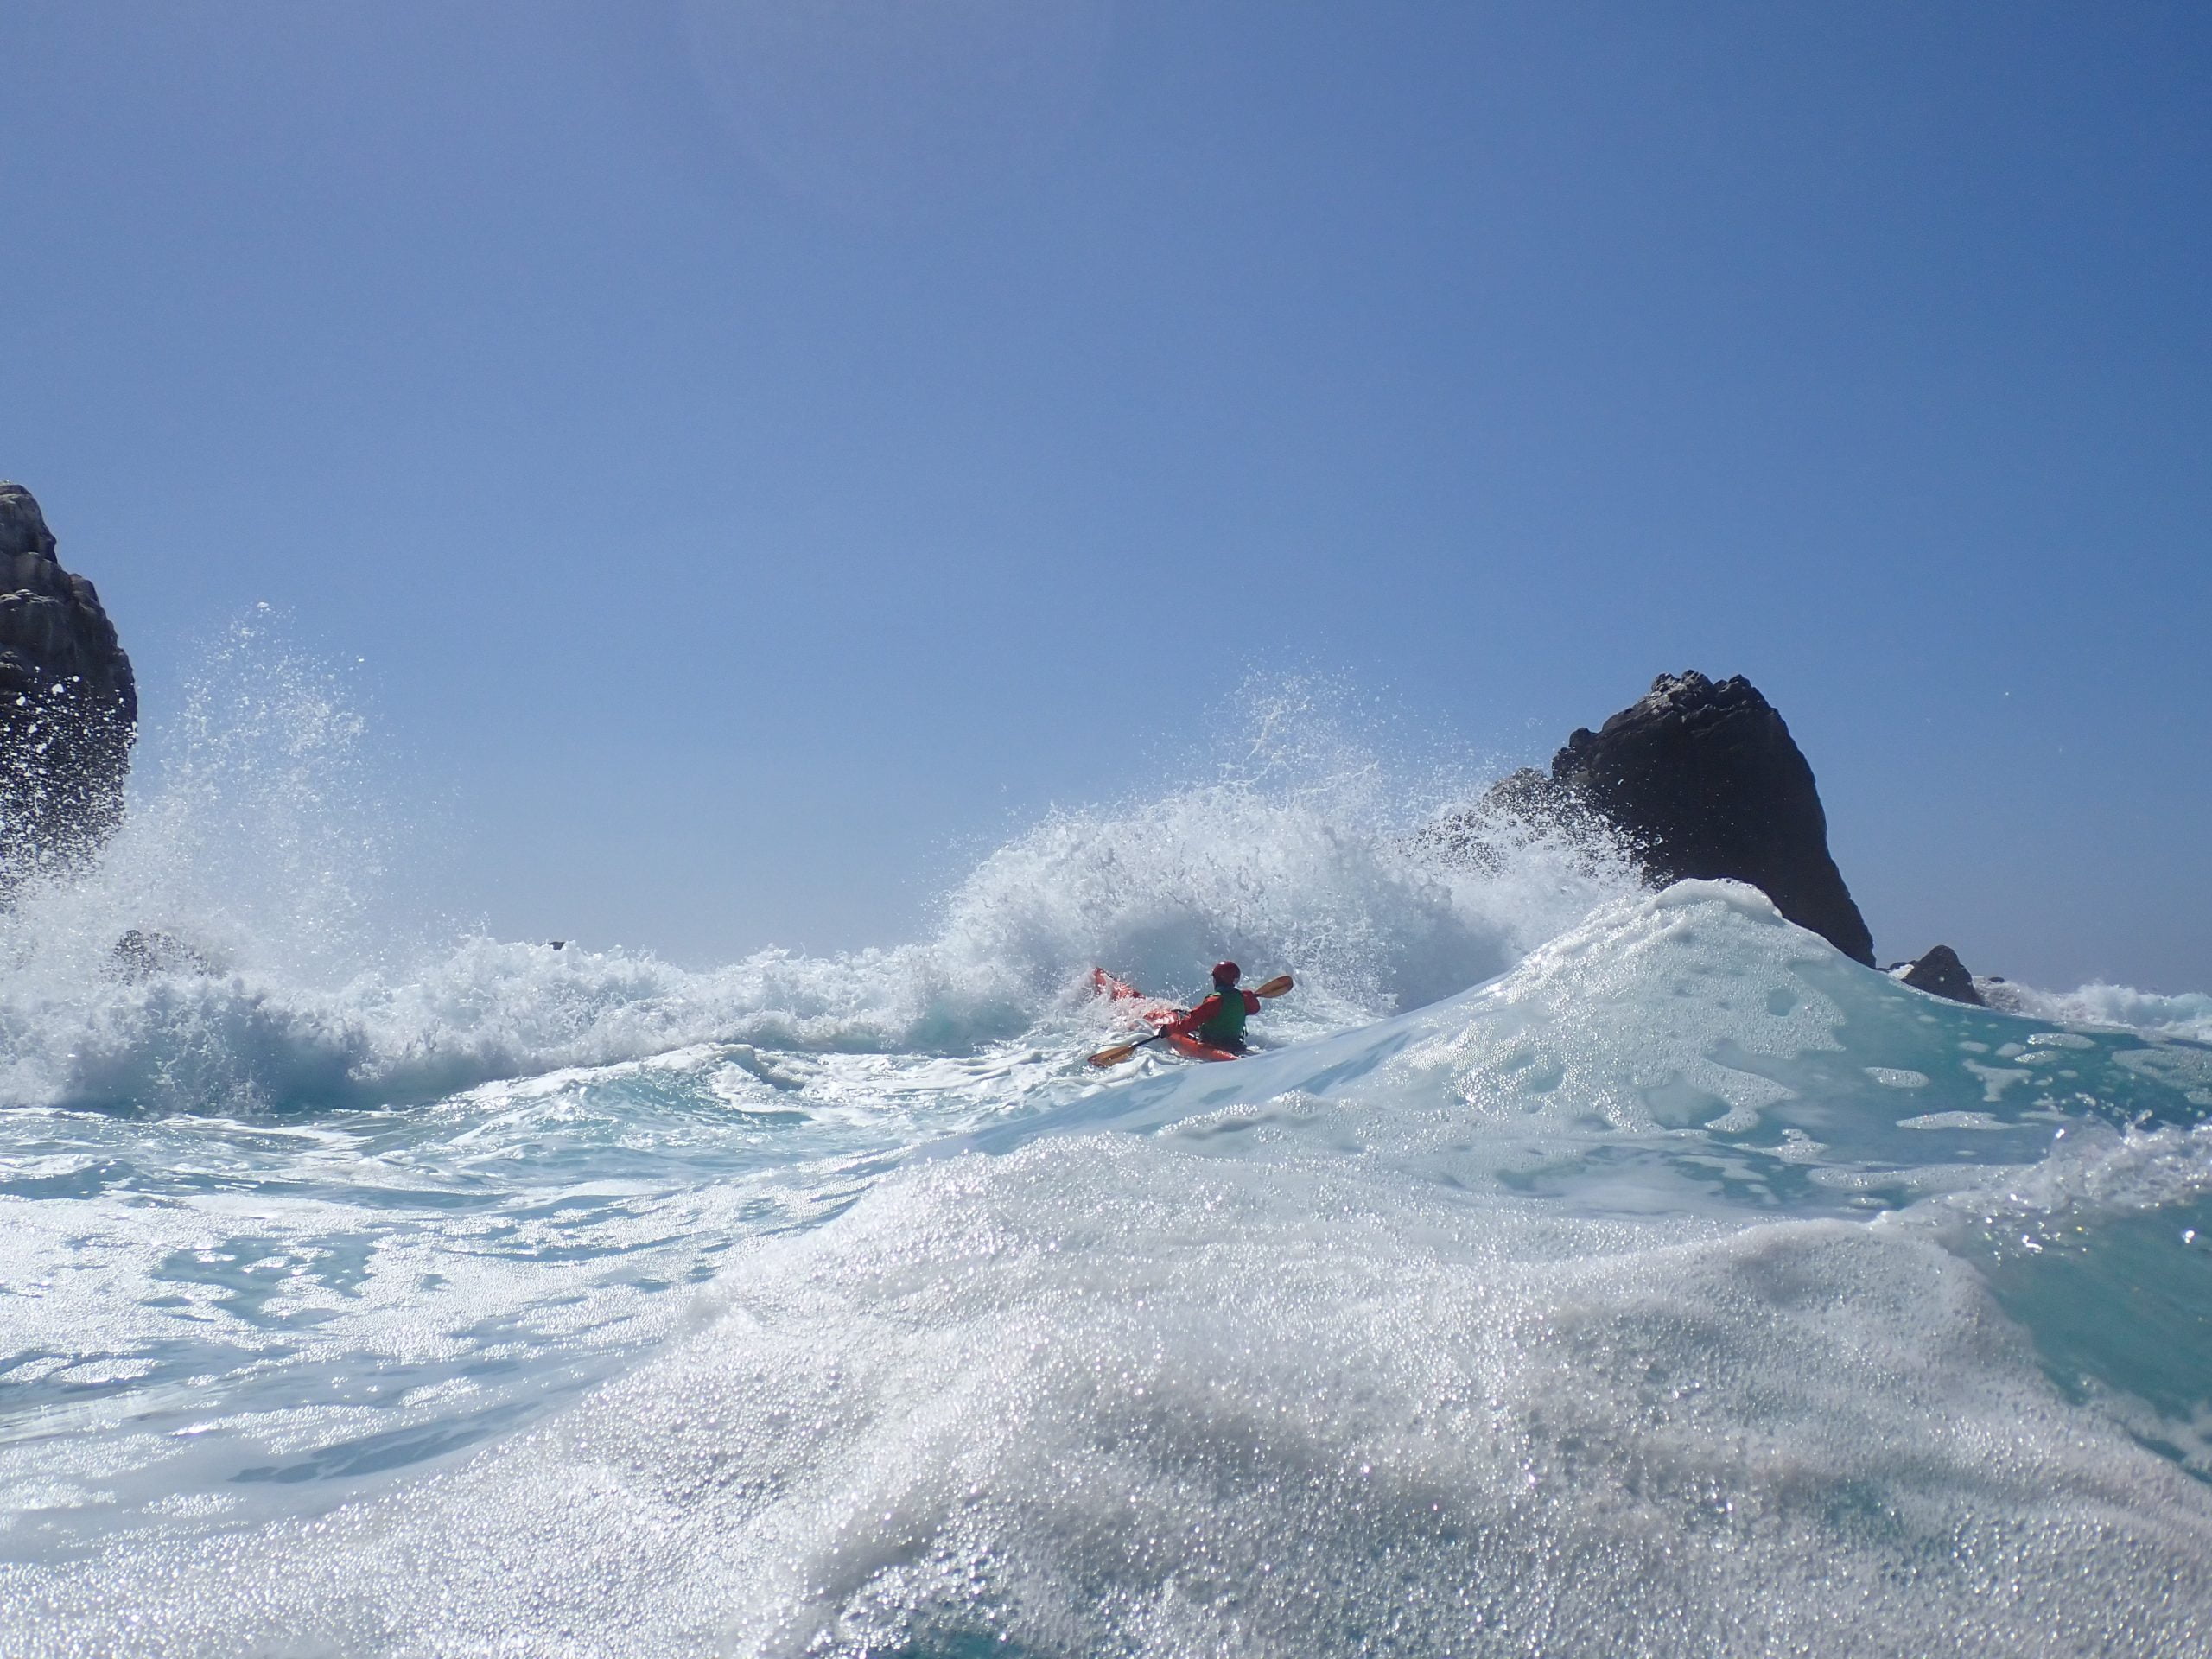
2 661 2210 1655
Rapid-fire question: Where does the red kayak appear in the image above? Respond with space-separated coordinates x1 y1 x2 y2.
1090 969 1244 1063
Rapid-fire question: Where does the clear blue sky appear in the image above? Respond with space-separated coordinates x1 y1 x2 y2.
5 2 2208 988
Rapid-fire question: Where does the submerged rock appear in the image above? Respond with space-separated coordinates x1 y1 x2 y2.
0 483 136 889
1439 671 1876 966
1893 944 1983 1006
111 929 218 982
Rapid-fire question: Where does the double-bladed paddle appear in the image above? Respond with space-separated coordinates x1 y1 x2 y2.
1086 974 1294 1068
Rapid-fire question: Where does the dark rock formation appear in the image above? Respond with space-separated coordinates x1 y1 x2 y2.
1440 671 1876 965
1892 944 1983 1006
1548 671 1873 964
0 484 137 887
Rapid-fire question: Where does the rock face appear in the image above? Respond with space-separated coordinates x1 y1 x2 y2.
1446 671 1876 965
1895 944 1982 1006
0 484 136 886
1550 671 1874 964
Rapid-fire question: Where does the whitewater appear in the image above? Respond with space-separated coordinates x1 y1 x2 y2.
4 647 2212 1656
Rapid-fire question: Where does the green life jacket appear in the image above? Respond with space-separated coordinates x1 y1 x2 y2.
1198 982 1248 1046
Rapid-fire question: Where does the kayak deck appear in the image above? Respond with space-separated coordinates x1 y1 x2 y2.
1091 969 1148 1003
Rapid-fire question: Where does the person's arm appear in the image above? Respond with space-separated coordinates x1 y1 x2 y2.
1241 990 1262 1013
1173 992 1225 1033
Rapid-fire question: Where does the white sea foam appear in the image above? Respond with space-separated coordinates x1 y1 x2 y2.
17 902 2212 1654
10 891 2211 1656
1986 978 2212 1044
0 652 1640 1113
6 639 2212 1655
0 635 2195 1119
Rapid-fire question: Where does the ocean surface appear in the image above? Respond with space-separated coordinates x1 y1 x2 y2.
3 651 2212 1656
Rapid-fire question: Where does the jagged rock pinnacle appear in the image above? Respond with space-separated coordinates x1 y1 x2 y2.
0 482 137 889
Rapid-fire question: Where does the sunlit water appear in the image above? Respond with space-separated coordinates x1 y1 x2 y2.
3 646 2210 1656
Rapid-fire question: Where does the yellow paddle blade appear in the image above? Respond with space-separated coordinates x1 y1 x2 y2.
1089 1027 1173 1068
1254 974 1294 997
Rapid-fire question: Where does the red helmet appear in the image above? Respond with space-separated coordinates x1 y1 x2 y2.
1211 960 1241 986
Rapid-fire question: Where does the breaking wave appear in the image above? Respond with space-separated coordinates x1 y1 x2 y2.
0 654 1639 1114
5 635 2212 1656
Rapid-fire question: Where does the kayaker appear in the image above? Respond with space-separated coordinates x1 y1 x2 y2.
1166 961 1264 1054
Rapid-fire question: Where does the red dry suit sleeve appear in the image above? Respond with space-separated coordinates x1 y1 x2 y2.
1173 989 1259 1033
1174 992 1225 1033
